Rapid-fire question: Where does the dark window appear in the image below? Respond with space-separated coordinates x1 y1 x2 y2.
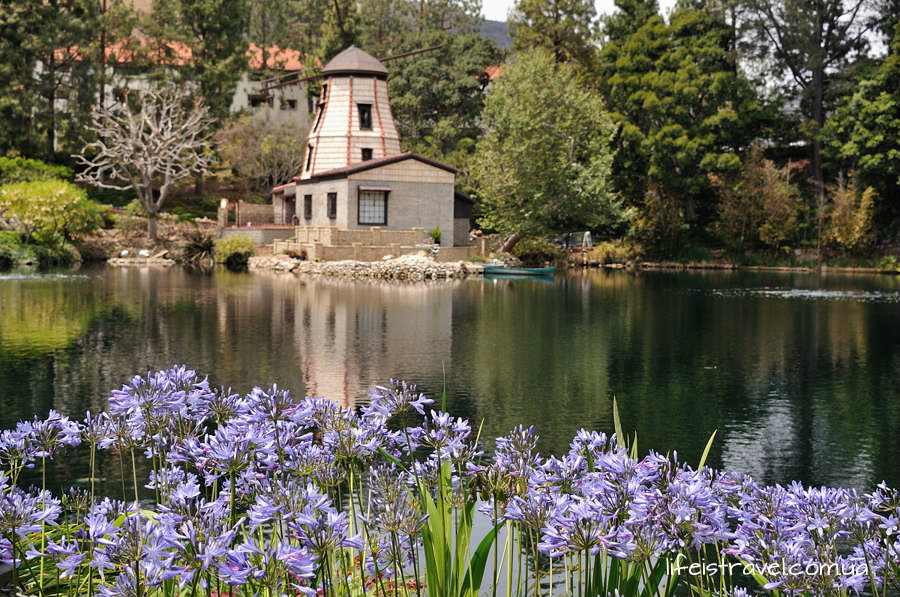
358 190 387 225
357 103 372 130
249 94 273 108
280 98 297 110
327 192 337 218
304 194 312 219
361 148 373 161
313 86 327 131
305 145 314 171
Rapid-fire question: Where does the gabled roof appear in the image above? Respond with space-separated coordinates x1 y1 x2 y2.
295 152 457 184
321 46 388 77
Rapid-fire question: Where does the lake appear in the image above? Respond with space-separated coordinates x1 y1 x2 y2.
1 265 899 494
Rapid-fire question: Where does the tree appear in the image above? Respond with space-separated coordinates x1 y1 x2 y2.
0 180 104 244
824 24 900 235
471 49 620 252
826 172 875 251
509 0 597 66
709 144 804 250
411 0 481 32
74 86 214 242
600 0 658 44
249 0 296 72
215 116 309 194
358 0 413 56
317 0 361 60
386 31 502 155
739 0 870 215
597 7 768 249
147 0 251 121
0 0 101 159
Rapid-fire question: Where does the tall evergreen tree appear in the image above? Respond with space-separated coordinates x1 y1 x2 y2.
825 23 900 235
509 0 598 66
601 0 658 44
0 0 100 160
386 30 501 155
249 0 296 72
148 0 251 122
597 7 769 249
317 0 360 61
738 0 870 212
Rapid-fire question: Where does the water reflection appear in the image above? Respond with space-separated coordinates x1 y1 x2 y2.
1 266 899 492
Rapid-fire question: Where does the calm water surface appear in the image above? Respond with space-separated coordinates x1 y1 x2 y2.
1 265 899 493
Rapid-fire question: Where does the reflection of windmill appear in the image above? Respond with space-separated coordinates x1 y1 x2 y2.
257 45 442 100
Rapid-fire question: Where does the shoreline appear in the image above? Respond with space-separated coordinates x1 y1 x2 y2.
249 253 483 279
592 260 900 275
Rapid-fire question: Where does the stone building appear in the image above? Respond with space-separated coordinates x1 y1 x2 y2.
272 46 471 248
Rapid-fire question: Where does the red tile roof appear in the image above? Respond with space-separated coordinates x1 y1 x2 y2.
60 38 312 72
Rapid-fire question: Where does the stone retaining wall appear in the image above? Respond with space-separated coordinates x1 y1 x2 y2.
249 253 483 280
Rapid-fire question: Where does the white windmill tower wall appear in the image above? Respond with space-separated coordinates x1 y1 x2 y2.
300 46 403 178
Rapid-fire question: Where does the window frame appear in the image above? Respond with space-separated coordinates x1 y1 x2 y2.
357 190 388 226
305 145 314 171
361 148 373 162
327 192 337 219
303 194 313 219
357 103 372 130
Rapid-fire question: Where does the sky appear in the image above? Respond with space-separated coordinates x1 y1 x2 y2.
481 0 677 22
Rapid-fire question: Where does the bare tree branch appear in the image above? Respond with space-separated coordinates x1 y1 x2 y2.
73 84 215 241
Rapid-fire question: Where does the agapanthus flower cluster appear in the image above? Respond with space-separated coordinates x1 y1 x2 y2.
3 366 900 597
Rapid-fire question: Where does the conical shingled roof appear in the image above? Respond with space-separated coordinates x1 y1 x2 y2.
321 46 388 77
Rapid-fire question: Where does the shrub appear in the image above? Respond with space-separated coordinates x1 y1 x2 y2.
86 187 136 208
430 226 442 244
214 234 255 269
710 145 804 251
181 229 216 266
0 230 31 268
632 186 688 254
827 172 875 252
590 239 642 264
0 179 104 243
512 237 565 266
0 156 72 185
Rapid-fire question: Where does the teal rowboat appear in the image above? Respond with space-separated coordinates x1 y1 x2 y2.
483 265 555 276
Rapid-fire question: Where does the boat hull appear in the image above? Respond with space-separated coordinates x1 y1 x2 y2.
483 266 555 276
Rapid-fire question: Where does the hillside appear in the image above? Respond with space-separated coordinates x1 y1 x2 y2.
480 19 511 49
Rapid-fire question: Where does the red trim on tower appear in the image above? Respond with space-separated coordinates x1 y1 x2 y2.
373 78 387 157
346 76 354 166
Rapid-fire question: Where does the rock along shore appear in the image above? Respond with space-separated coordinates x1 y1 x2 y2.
249 253 483 280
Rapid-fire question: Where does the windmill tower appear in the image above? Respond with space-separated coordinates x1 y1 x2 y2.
300 46 403 179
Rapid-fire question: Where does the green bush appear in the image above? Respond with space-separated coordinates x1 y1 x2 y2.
0 230 31 268
0 179 104 242
430 226 442 244
590 239 642 264
876 255 900 273
124 198 145 217
86 187 136 208
0 229 80 268
0 156 72 185
31 241 81 266
512 237 565 266
214 234 255 269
